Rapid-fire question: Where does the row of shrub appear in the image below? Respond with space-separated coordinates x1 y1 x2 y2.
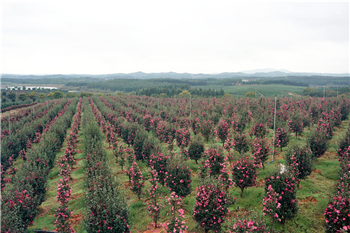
1 98 78 232
325 123 350 232
1 100 60 139
82 98 130 232
54 97 82 232
1 99 66 171
0 101 37 113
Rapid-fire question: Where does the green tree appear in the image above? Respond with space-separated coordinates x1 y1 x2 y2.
160 93 167 98
54 91 64 99
179 90 190 97
65 92 77 98
80 92 93 97
18 92 27 101
29 91 37 101
8 92 16 102
47 92 55 99
39 93 46 99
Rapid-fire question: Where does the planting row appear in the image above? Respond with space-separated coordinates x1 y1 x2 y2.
1 98 78 232
1 99 66 171
82 98 130 232
1 100 60 139
55 97 82 233
0 101 37 113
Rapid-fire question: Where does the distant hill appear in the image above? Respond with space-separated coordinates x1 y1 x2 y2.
1 70 349 80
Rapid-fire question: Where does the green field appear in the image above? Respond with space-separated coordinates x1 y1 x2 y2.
193 84 305 97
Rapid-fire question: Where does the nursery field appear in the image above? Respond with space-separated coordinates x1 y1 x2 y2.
1 95 350 233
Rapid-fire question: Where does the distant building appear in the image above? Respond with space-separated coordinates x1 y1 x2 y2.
2 86 58 91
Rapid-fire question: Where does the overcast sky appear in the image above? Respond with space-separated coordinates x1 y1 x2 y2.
2 1 349 74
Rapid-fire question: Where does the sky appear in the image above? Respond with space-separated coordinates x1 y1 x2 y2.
1 1 349 74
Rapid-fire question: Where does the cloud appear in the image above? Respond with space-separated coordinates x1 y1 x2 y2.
2 1 349 74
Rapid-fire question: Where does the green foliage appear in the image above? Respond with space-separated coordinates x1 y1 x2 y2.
188 136 204 163
18 92 27 101
166 155 192 197
8 92 16 102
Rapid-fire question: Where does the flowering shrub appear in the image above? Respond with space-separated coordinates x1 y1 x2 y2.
175 128 191 148
338 131 350 157
288 113 304 138
191 117 201 135
285 145 313 180
231 114 246 134
263 171 298 224
233 133 249 155
55 177 74 233
339 98 350 120
134 129 148 161
166 192 188 233
200 119 214 142
249 123 268 138
200 148 226 177
338 146 350 194
199 148 232 189
143 114 152 131
232 157 258 197
308 130 329 159
274 127 289 151
150 152 170 185
165 156 192 197
252 138 271 169
193 181 233 233
324 195 350 233
147 168 162 228
229 215 275 233
156 121 176 145
188 137 205 163
216 119 230 146
179 118 191 129
316 119 333 140
130 161 144 199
